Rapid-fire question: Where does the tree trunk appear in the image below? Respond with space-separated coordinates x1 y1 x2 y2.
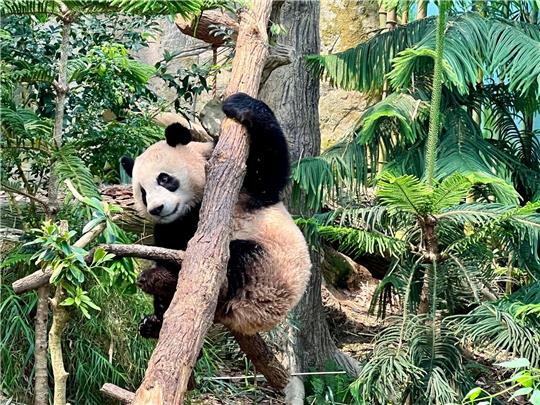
402 0 410 24
132 2 274 403
48 9 73 216
417 0 427 19
34 286 49 405
259 0 360 382
49 286 69 405
386 8 397 30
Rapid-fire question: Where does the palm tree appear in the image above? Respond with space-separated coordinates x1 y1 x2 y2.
292 1 540 403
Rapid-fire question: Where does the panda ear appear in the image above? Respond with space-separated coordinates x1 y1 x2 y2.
120 156 134 177
165 123 192 147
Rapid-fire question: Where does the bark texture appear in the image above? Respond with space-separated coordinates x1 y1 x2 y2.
101 383 135 404
49 286 69 405
417 0 427 19
133 2 274 403
47 10 72 216
91 244 184 266
259 0 360 377
34 286 49 405
232 332 289 390
174 10 239 46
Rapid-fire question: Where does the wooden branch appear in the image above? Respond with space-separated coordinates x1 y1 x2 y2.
34 286 49 405
133 2 275 403
260 44 294 87
175 10 239 47
89 244 184 266
101 383 134 404
231 332 289 390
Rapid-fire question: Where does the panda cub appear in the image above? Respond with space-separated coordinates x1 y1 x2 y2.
121 93 311 338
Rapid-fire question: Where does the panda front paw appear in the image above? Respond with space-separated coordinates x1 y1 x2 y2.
222 93 261 126
139 314 162 339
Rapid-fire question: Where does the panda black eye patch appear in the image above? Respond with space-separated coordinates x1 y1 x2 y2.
157 172 179 192
140 186 147 206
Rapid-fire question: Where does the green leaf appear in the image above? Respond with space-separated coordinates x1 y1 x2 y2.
430 173 471 212
69 267 85 284
530 389 540 405
496 358 530 369
509 387 532 400
60 297 75 306
463 387 483 402
376 172 431 215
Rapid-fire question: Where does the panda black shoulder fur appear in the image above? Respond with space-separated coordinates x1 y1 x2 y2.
121 93 311 338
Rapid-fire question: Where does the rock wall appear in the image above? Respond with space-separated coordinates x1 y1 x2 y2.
319 0 379 147
135 1 379 148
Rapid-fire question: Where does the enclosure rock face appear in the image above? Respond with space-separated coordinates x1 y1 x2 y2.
134 2 379 149
319 0 379 148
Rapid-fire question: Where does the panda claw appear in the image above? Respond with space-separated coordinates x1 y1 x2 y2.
139 314 162 339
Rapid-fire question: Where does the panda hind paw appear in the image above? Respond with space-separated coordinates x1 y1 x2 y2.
138 314 162 339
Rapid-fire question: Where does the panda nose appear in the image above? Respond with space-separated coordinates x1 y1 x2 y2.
149 205 164 216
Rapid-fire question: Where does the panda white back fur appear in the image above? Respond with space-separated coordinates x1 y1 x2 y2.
121 93 311 337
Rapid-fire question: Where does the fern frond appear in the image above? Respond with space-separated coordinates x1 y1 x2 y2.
316 224 406 258
376 172 431 215
451 301 540 366
54 145 100 200
430 173 472 212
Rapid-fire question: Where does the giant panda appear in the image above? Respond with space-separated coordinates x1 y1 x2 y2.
121 93 311 338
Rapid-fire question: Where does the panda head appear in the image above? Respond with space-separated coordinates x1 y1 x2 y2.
121 123 214 224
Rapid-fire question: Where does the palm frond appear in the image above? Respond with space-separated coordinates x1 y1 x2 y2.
439 201 540 274
313 205 414 234
489 20 540 97
436 108 520 204
54 144 100 200
389 13 488 95
305 16 437 93
356 93 429 144
352 315 469 404
315 223 406 258
0 106 52 140
291 137 369 211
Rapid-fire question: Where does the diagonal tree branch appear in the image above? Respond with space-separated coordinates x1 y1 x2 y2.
132 1 279 403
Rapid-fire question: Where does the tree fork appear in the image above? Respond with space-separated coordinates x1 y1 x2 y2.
132 2 284 403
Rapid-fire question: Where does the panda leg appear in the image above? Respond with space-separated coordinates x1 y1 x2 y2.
139 296 170 339
224 239 263 301
222 93 290 207
137 265 177 338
